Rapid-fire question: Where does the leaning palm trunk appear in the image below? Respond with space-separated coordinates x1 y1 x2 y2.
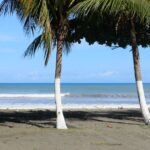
55 32 67 129
131 19 150 124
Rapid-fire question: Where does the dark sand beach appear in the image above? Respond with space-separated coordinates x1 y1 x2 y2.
0 109 150 150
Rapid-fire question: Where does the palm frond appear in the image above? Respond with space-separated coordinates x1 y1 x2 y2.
71 0 150 24
63 41 72 54
24 30 52 65
24 34 43 57
0 0 78 65
0 0 18 15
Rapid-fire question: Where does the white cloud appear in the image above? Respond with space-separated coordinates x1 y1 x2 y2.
82 71 119 79
63 71 119 81
0 35 19 42
28 72 42 80
98 71 119 77
0 48 18 53
16 71 50 81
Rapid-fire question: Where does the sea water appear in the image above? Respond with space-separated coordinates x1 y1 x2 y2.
0 83 150 109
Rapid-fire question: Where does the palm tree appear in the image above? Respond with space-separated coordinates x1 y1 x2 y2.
72 0 150 124
0 0 80 129
0 0 52 65
130 18 150 124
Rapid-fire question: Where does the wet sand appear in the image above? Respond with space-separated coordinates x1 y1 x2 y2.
0 109 150 150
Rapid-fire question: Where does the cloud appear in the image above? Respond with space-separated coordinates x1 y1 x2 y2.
0 35 19 42
81 71 119 79
98 71 119 77
16 71 50 81
0 48 18 53
82 71 119 78
28 72 43 80
62 70 119 81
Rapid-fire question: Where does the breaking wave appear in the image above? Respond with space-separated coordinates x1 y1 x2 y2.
0 93 150 99
67 93 150 98
0 93 70 98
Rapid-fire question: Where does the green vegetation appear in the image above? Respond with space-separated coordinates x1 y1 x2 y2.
0 0 150 127
71 0 150 124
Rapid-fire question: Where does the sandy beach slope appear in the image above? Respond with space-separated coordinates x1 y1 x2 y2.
0 109 150 150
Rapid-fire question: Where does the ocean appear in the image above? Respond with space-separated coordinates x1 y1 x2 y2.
0 83 150 109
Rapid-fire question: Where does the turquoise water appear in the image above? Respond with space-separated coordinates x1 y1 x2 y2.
0 83 150 106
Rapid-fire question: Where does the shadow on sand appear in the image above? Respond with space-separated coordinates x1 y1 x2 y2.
0 109 144 128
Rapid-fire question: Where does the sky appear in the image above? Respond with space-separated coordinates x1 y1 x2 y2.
0 14 150 83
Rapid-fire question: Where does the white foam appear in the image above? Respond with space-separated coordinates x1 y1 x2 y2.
0 104 149 110
0 93 70 98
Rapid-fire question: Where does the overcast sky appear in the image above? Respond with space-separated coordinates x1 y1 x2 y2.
0 14 150 83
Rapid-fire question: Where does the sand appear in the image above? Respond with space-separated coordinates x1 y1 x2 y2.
0 109 150 150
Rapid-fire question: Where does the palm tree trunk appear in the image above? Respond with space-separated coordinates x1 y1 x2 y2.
130 19 150 124
55 32 67 129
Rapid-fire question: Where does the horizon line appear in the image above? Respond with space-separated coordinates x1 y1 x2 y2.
0 82 150 84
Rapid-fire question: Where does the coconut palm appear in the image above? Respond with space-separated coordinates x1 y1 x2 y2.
0 0 80 129
24 0 82 129
0 0 52 65
72 0 150 124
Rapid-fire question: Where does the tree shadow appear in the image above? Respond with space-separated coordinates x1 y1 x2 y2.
0 110 56 128
64 110 144 125
0 109 144 128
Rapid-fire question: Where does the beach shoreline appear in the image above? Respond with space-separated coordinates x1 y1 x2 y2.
0 109 149 150
0 104 149 110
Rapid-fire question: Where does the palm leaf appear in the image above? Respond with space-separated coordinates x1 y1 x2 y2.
71 0 150 23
